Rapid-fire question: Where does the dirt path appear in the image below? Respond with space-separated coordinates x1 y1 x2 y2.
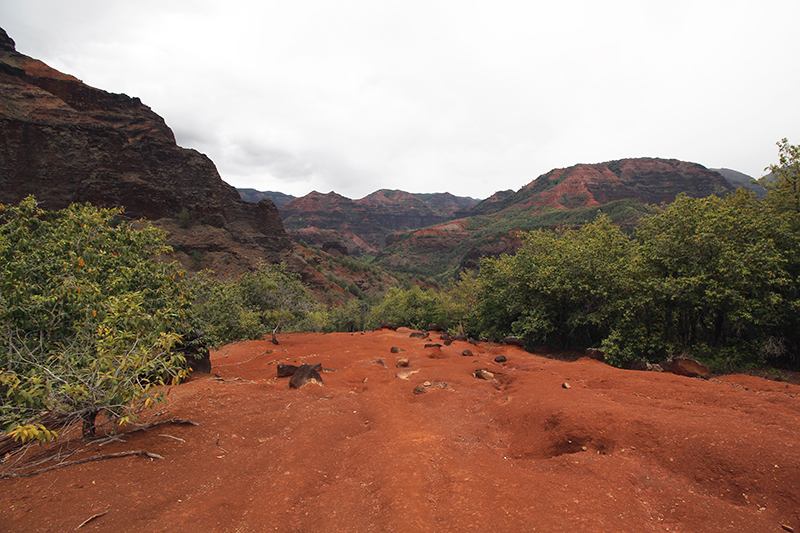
2 329 799 532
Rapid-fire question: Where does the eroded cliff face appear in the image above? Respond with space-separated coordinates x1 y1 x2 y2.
0 28 292 274
278 189 479 255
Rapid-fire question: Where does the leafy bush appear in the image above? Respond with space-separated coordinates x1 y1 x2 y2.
368 286 448 331
475 215 631 347
187 262 317 348
0 197 189 440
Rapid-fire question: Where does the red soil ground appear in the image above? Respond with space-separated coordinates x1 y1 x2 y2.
1 329 799 532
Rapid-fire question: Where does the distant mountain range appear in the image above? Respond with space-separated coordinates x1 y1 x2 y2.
238 188 480 255
240 159 765 280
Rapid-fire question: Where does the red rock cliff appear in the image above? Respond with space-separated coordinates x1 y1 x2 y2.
0 27 292 272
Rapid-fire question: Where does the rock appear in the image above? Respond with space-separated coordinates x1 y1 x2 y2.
428 323 444 332
663 357 711 379
390 346 405 353
474 369 495 380
277 363 300 378
624 360 650 371
424 343 443 349
585 348 605 361
454 335 468 342
409 331 429 339
396 369 420 380
278 362 321 378
461 349 474 357
379 321 398 331
289 364 324 389
396 358 410 368
374 358 387 367
440 332 453 342
503 337 524 347
562 382 572 389
494 355 507 363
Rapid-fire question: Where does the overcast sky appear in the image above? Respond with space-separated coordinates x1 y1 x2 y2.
2 1 799 200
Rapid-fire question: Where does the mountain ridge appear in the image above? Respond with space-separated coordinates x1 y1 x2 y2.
375 158 757 279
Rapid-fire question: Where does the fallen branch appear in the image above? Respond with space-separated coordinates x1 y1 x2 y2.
75 510 109 530
93 417 198 444
0 450 163 479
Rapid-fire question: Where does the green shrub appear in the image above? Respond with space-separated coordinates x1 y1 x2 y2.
0 197 189 440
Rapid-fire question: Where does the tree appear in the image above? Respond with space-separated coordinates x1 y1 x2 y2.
762 138 800 218
758 139 800 366
187 262 317 348
0 197 190 441
604 192 789 369
476 215 632 347
368 286 447 331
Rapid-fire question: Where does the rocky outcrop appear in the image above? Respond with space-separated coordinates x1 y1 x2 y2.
0 27 293 274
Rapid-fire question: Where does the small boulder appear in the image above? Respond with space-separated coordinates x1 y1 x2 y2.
585 348 605 361
428 323 444 332
474 369 495 380
396 358 410 368
562 382 572 389
494 355 507 363
664 357 711 379
503 337 524 347
289 364 324 389
462 349 474 357
390 346 405 353
624 360 649 371
396 369 420 380
409 331 429 339
379 321 398 331
277 363 299 378
424 343 443 349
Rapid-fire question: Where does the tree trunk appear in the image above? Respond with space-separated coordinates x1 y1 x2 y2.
81 410 99 439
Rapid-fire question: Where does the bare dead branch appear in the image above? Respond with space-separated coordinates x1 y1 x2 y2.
0 450 164 479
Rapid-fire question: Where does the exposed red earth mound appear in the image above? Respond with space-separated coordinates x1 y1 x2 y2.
2 330 799 532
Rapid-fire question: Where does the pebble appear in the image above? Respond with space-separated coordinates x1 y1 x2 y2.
562 382 571 389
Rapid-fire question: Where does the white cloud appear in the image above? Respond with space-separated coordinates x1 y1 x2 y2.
2 0 798 199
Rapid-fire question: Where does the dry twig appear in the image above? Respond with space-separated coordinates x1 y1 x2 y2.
0 450 163 479
75 510 109 530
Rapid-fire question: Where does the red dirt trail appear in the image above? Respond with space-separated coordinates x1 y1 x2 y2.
1 329 799 532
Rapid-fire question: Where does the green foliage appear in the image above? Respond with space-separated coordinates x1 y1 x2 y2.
762 138 800 218
187 263 317 348
448 141 800 371
368 286 449 331
175 209 191 228
475 215 632 347
324 299 371 332
602 192 789 368
0 197 189 440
